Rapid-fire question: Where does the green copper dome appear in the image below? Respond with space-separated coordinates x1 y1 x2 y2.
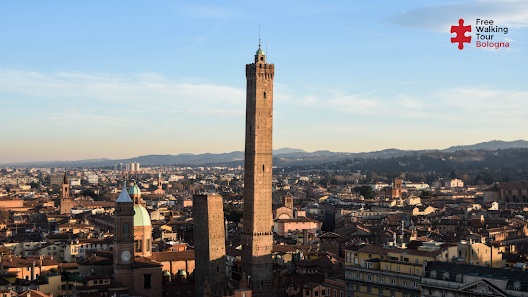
163 270 171 277
128 184 141 195
256 47 264 55
134 205 151 227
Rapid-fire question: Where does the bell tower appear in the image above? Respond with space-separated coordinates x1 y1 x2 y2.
113 181 134 288
62 173 70 199
60 173 73 215
241 45 274 289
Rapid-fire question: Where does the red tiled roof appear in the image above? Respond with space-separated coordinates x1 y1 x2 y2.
148 251 194 262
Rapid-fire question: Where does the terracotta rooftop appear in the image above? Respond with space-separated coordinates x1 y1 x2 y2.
148 251 194 262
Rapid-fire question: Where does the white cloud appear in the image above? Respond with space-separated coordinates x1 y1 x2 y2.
386 0 528 33
276 83 528 124
0 69 245 116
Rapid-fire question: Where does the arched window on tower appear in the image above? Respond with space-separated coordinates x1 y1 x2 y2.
123 223 129 237
264 92 266 98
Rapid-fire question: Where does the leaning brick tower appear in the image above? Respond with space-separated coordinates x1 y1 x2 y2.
241 45 274 289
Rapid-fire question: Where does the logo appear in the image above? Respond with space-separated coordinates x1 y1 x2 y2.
451 19 471 50
450 19 510 50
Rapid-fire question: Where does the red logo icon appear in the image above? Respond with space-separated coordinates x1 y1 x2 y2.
451 19 471 50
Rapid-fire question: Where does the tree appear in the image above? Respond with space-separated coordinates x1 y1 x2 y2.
353 186 375 200
460 174 471 185
30 181 41 189
81 188 97 199
0 208 11 221
420 190 432 199
449 170 457 179
473 174 483 185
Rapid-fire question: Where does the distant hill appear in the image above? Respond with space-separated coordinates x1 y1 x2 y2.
443 140 528 152
1 139 526 167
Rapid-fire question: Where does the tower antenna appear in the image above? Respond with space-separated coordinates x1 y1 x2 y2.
259 25 261 48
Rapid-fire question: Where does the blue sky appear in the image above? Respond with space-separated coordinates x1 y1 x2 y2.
1 0 527 163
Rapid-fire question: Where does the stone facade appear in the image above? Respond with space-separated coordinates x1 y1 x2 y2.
241 47 274 289
193 194 227 296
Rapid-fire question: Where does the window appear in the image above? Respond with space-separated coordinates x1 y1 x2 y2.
340 292 343 297
379 277 383 283
415 259 418 264
26 267 30 271
367 287 371 293
514 281 521 290
430 271 437 278
263 92 266 98
369 254 372 258
143 274 152 289
356 273 360 279
397 266 400 272
355 285 360 291
135 240 142 252
391 278 395 285
413 282 417 288
404 281 407 286
391 291 395 297
333 290 336 297
327 289 330 296
367 275 372 281
385 265 389 270
409 267 413 274
123 223 129 237
147 239 150 252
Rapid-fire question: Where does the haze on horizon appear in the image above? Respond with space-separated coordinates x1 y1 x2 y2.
1 0 527 164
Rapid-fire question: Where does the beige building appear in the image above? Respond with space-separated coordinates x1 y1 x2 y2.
456 240 505 268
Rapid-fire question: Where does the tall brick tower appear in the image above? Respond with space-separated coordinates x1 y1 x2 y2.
60 173 73 215
113 181 135 290
193 194 227 296
241 45 274 289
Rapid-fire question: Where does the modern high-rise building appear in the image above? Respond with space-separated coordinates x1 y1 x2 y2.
125 162 140 173
241 45 274 289
193 194 227 296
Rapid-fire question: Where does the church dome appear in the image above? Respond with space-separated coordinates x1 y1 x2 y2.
256 47 264 55
128 184 141 196
134 205 151 227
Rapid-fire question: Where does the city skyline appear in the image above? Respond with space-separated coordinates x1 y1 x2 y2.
1 0 527 164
